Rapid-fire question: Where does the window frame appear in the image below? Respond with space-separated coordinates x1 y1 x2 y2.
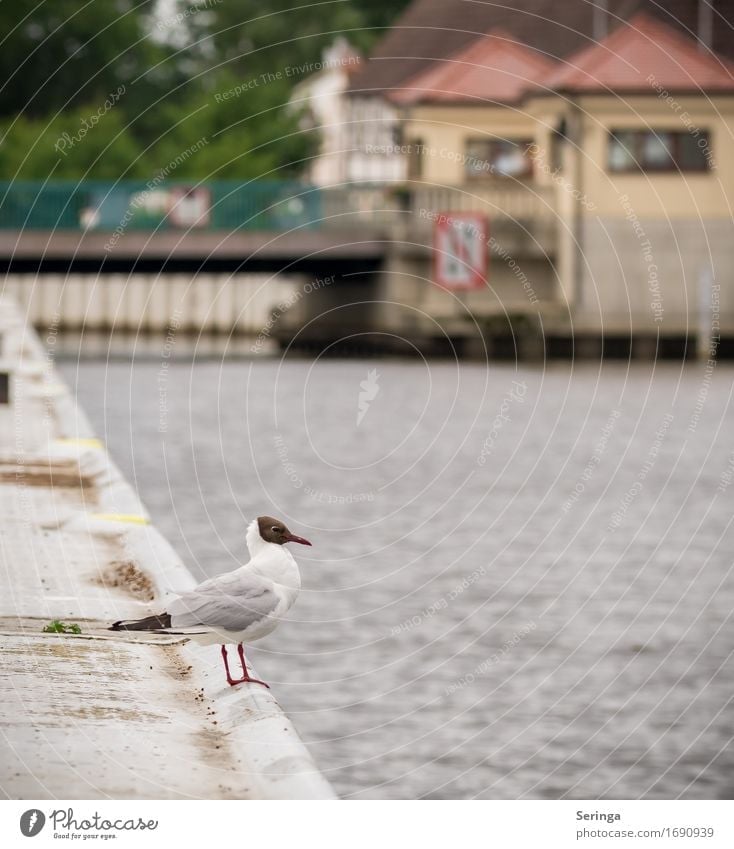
608 129 711 174
463 137 535 180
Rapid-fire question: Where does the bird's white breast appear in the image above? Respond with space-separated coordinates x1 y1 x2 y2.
250 545 301 594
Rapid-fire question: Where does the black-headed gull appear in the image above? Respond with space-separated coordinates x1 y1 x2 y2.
109 516 312 687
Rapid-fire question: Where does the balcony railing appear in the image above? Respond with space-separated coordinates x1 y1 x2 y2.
409 183 557 222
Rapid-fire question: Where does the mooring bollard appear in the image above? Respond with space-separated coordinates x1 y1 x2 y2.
0 371 10 404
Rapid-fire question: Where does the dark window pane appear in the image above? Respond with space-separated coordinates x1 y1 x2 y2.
407 138 423 180
464 140 491 178
678 132 709 169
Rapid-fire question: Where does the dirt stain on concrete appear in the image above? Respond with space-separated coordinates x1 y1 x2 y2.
95 560 155 601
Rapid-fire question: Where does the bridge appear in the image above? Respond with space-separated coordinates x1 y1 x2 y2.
0 180 559 354
0 181 395 275
0 180 555 267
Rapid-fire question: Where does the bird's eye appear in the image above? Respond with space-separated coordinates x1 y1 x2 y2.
271 526 280 533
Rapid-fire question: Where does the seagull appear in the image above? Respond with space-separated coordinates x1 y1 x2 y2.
109 516 311 687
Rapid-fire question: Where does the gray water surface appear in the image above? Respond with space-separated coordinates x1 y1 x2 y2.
61 356 734 799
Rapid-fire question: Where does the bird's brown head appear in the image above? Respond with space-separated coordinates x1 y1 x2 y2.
257 516 312 546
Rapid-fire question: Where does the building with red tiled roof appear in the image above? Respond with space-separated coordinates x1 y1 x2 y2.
388 29 557 106
344 1 734 184
349 0 734 95
360 5 734 349
544 12 734 94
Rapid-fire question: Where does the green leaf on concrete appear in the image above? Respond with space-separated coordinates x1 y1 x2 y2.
43 620 83 634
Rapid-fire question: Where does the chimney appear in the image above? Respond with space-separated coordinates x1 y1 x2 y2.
593 0 608 41
698 0 714 51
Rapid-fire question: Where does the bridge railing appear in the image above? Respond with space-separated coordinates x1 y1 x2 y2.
0 181 325 232
0 181 556 232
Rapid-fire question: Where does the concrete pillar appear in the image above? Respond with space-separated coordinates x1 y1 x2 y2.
168 274 192 331
105 274 128 331
61 274 89 329
147 274 169 332
124 274 150 332
85 274 108 330
213 275 236 334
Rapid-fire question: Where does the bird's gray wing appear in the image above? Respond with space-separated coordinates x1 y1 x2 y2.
168 574 278 632
182 568 250 596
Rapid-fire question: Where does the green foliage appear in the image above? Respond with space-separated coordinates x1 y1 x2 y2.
353 0 412 33
43 620 83 634
185 0 365 77
0 0 177 121
146 73 319 180
185 0 412 67
0 0 410 180
0 108 147 180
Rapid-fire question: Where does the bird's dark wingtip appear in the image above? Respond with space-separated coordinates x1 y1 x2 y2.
108 613 172 632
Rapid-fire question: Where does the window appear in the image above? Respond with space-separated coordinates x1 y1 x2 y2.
608 129 710 172
464 138 534 179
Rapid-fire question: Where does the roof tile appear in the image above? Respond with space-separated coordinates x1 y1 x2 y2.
542 12 734 93
389 29 557 105
349 0 734 94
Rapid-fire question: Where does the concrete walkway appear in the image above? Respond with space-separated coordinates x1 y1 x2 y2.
0 298 335 799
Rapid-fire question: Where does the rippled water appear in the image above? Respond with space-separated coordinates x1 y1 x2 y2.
61 354 734 799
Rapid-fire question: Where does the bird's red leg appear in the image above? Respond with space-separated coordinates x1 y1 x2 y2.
236 643 269 688
221 645 237 686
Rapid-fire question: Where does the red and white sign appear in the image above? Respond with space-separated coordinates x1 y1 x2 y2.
168 186 211 228
433 212 488 290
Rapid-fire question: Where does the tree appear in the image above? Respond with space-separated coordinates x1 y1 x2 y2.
0 0 179 121
0 0 412 180
183 0 365 79
0 108 146 180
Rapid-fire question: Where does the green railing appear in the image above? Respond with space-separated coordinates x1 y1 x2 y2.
0 181 330 232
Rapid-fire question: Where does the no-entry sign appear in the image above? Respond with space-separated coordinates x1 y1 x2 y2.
433 212 488 290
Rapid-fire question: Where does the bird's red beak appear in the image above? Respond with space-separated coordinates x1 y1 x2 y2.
284 533 312 546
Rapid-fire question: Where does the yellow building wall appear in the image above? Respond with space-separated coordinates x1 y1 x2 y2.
401 105 546 184
399 95 734 333
402 96 734 214
567 96 734 332
575 96 734 219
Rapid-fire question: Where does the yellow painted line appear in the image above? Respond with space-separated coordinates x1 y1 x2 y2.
55 438 104 449
91 513 150 525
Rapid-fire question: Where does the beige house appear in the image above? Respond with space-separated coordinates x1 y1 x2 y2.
383 13 734 356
